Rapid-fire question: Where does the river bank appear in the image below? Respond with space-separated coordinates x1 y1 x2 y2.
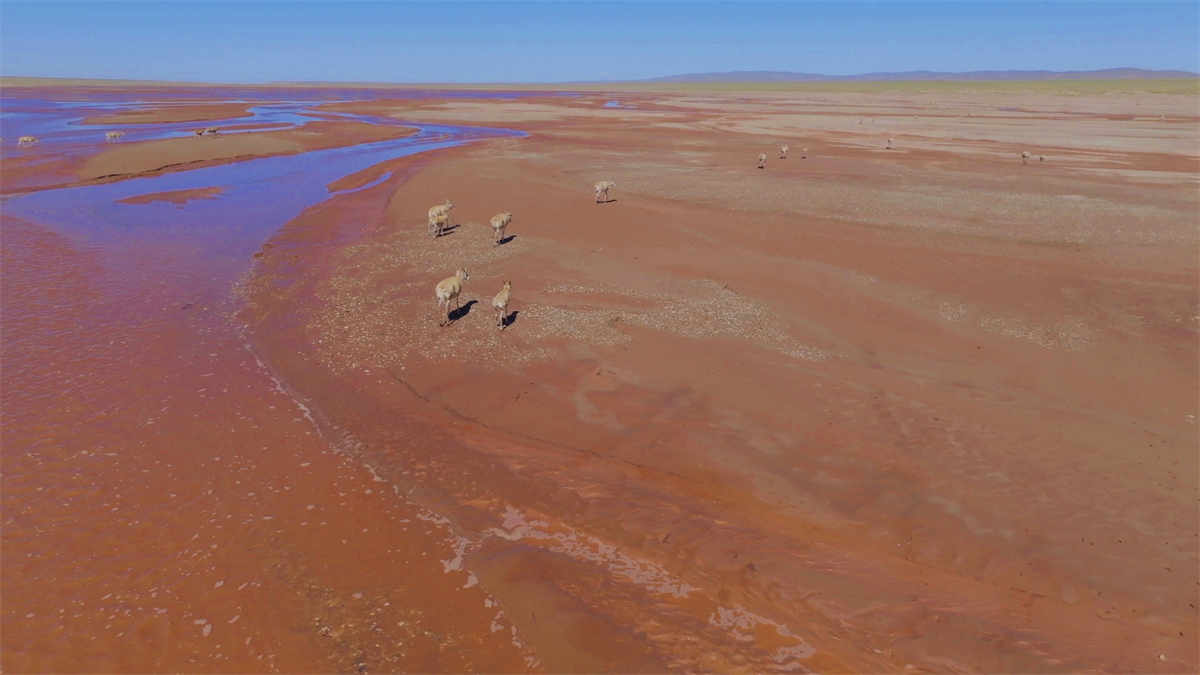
238 90 1199 671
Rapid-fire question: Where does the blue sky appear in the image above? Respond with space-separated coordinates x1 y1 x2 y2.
1 2 1196 83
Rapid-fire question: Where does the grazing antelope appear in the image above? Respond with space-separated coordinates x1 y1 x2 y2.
1021 151 1031 165
490 211 512 246
204 127 221 136
780 144 788 159
886 138 893 149
802 147 808 159
435 268 470 326
429 212 450 238
193 130 206 139
492 281 512 329
105 131 125 144
17 136 39 147
757 153 766 169
428 199 454 221
594 180 615 203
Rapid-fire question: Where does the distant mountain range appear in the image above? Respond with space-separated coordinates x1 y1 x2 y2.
640 68 1197 83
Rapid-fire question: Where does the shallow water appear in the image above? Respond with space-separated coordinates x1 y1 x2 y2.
3 118 516 241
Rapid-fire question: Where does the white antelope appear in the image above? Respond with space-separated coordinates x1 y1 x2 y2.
490 211 512 246
435 268 470 326
802 147 808 159
594 180 616 203
757 153 766 169
17 136 39 147
105 131 125 144
492 281 512 329
193 130 206 139
780 145 788 159
204 127 221 136
1021 151 1031 165
429 212 450 238
886 138 893 149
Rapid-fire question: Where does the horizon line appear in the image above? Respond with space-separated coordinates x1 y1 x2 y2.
2 67 1197 88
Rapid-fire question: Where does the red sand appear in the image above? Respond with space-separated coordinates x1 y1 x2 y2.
3 87 1197 673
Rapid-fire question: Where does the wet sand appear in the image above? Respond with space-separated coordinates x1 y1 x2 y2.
2 86 1198 673
77 120 418 182
1 213 530 672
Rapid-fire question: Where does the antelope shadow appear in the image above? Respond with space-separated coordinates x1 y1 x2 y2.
447 299 478 322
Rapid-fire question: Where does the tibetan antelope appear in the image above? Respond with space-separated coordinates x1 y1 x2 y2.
490 212 512 246
492 281 512 329
428 199 454 220
594 180 616 203
429 212 450 238
435 268 470 326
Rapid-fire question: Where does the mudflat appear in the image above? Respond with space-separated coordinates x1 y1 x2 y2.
3 85 1197 674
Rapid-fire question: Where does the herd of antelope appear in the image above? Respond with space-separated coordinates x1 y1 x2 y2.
12 116 1051 333
7 126 224 149
758 130 1045 168
428 180 615 328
